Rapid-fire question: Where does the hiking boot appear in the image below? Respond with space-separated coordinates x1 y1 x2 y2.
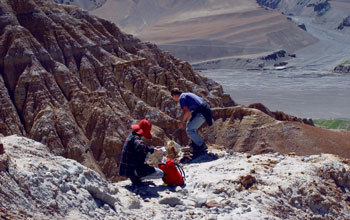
180 152 193 164
130 177 144 187
193 143 208 154
180 150 208 164
192 149 207 159
182 141 198 150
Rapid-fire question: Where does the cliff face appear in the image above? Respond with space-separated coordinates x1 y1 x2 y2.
0 0 233 180
1 0 350 182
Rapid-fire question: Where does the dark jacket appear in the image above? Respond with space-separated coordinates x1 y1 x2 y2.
191 102 213 126
119 132 155 178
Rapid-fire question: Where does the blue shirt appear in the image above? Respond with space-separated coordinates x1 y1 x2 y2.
179 93 204 112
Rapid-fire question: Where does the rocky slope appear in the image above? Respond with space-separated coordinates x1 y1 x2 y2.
1 135 350 219
1 0 350 183
91 0 318 63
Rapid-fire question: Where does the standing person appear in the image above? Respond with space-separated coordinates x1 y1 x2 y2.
171 88 213 158
119 119 164 187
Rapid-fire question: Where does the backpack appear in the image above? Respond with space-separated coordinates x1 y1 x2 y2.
158 158 185 186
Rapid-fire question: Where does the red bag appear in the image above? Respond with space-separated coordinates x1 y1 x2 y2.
158 158 185 186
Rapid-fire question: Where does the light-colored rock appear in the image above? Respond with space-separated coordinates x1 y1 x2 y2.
128 199 142 210
2 135 350 219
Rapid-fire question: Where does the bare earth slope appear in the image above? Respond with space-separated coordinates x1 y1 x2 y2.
91 0 318 63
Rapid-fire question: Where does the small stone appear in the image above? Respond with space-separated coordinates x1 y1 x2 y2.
103 204 110 210
60 183 70 193
175 186 182 192
242 203 248 208
159 197 183 207
205 200 221 208
194 197 207 208
176 205 186 211
244 207 252 212
223 200 231 205
49 200 58 209
128 199 141 209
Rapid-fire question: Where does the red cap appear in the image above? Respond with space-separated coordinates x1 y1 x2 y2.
131 119 152 139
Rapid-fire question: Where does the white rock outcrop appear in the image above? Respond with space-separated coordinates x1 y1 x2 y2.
1 135 350 219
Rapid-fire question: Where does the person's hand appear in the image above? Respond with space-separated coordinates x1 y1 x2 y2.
178 121 185 129
155 146 166 152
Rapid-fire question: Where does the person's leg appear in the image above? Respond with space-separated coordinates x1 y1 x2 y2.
186 113 206 147
140 168 164 180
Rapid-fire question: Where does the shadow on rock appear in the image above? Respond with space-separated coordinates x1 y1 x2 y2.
124 181 186 199
180 152 219 164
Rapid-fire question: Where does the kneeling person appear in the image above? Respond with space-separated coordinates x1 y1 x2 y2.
119 119 164 187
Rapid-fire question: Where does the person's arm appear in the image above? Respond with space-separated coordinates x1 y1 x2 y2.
178 106 191 129
134 138 154 154
181 106 192 122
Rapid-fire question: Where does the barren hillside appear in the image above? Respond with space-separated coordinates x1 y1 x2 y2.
91 0 318 62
